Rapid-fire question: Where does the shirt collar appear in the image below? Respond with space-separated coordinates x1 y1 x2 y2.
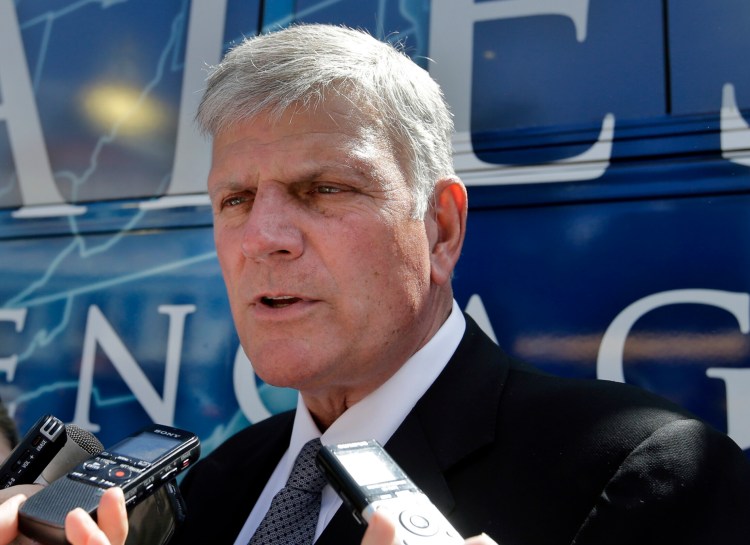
288 299 466 453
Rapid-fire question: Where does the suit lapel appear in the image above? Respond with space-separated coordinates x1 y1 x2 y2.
386 315 511 513
318 315 511 543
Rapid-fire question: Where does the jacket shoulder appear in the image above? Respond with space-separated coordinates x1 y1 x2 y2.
172 411 295 545
197 410 295 469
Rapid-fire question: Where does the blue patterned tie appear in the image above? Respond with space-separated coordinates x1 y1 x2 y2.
248 438 327 545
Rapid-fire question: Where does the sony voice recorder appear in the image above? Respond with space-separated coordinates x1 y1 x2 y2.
18 423 200 545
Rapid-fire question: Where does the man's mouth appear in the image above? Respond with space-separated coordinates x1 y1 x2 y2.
260 296 302 309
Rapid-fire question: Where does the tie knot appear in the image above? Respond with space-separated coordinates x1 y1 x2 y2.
287 438 327 493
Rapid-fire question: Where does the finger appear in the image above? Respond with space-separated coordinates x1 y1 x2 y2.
0 485 42 505
0 494 25 545
361 510 399 545
95 488 127 545
464 533 499 545
65 507 109 545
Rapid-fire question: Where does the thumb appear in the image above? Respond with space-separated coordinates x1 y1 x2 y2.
361 510 399 545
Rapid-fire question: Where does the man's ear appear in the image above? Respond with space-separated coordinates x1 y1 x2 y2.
429 177 467 286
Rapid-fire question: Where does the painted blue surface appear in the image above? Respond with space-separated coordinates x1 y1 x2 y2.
0 0 748 460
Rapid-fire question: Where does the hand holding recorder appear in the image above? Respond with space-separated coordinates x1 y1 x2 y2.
318 440 499 545
362 511 499 545
18 423 199 545
0 415 113 545
317 440 463 545
0 487 127 545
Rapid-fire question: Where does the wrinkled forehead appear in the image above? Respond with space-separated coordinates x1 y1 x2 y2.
208 98 409 191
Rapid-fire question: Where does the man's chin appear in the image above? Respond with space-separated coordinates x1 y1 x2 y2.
250 362 319 391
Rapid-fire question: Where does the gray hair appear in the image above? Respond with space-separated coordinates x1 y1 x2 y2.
196 24 455 219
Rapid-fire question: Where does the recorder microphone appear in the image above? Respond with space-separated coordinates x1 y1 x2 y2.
0 415 67 489
34 425 103 486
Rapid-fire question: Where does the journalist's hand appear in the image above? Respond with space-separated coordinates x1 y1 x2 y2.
0 494 25 544
0 486 127 545
65 487 128 545
361 510 498 545
0 485 42 544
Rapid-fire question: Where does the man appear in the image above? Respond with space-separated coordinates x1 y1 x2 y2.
168 22 750 545
0 22 749 545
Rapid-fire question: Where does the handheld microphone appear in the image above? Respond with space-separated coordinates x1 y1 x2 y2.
34 425 103 486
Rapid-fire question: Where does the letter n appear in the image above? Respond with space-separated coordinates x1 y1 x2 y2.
72 304 195 431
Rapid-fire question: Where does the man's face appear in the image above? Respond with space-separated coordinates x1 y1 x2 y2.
208 99 446 403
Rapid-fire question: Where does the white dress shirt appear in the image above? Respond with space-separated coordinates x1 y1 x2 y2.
232 300 466 544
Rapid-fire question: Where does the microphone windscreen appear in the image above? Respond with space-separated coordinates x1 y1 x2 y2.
35 425 104 486
64 425 103 456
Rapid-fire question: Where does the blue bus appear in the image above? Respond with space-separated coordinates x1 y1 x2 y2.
0 0 748 460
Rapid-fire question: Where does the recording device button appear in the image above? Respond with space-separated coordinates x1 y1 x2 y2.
83 460 106 471
108 466 133 480
12 451 34 472
68 471 100 485
399 509 438 537
160 467 178 481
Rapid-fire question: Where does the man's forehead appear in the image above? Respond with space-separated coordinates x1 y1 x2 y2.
211 106 395 169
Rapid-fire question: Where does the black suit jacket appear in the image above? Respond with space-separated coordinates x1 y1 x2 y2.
172 316 750 544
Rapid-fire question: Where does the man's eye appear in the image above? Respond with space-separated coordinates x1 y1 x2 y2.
222 195 248 208
315 186 342 194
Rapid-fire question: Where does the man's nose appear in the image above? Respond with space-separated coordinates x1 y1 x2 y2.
240 188 303 261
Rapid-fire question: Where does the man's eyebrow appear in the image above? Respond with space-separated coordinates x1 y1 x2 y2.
208 179 248 200
297 160 373 183
270 166 365 190
208 161 373 197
